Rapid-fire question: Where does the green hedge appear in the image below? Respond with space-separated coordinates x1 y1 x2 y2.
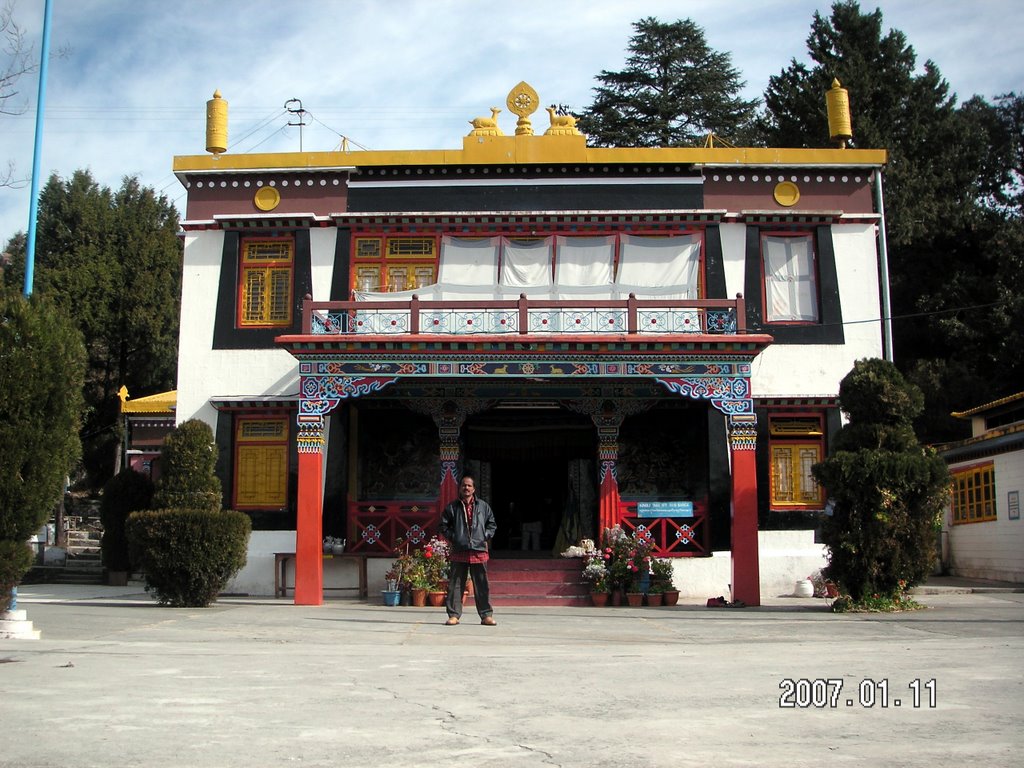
0 540 34 612
126 508 251 607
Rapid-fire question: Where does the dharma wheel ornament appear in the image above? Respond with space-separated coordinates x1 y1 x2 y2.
506 81 539 136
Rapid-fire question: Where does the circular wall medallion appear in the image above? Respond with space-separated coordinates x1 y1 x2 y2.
773 181 800 207
254 186 281 211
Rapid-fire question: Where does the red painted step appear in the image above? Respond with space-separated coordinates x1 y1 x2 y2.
465 556 591 607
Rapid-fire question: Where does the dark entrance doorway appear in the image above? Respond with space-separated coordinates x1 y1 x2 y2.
463 405 597 555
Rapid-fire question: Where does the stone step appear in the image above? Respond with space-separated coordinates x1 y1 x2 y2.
1 611 42 639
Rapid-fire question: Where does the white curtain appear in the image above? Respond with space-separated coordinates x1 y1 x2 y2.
763 235 818 322
616 234 700 298
554 235 615 289
438 236 500 286
501 237 552 287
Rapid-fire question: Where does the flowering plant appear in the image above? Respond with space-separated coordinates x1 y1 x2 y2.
602 525 655 592
581 554 610 593
420 535 450 589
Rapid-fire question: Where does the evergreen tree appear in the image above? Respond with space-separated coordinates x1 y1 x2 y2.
151 419 222 513
579 17 759 147
813 359 949 605
759 2 1022 440
4 170 182 484
0 287 86 607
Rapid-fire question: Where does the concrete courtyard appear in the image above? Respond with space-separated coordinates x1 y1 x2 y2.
2 582 1022 767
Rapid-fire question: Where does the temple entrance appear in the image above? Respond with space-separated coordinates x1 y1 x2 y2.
462 405 597 555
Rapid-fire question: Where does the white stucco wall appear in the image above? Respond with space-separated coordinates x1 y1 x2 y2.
175 228 340 426
945 450 1024 583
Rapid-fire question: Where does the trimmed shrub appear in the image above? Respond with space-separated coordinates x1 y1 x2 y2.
126 508 251 607
152 419 222 512
100 469 154 573
813 359 950 604
0 541 34 612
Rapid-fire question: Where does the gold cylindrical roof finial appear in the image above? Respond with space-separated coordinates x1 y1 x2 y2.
206 89 228 155
826 78 852 148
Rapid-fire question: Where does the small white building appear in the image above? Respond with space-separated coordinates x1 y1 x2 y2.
939 392 1024 583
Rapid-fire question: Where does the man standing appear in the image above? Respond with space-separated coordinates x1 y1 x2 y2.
440 473 497 626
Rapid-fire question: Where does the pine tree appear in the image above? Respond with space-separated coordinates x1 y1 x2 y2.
4 170 182 483
759 2 1023 440
579 17 759 147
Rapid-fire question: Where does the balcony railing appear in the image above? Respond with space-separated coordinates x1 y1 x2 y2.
302 294 746 336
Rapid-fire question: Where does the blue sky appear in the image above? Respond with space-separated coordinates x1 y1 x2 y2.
2 0 1022 245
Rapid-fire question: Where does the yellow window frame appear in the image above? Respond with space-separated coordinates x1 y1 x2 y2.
770 442 824 508
234 417 288 509
239 238 294 327
951 462 996 524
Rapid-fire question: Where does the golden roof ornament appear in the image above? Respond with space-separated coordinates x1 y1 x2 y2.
468 107 503 137
506 81 539 136
544 106 582 136
826 78 852 148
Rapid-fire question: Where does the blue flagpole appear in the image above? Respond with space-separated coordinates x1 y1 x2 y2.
23 0 54 297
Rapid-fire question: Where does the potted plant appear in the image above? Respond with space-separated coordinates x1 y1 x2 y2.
651 557 679 605
602 525 654 606
422 535 450 606
646 579 665 606
581 553 610 606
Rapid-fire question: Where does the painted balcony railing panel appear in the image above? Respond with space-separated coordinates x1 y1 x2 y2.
617 499 709 556
306 295 743 337
347 502 439 554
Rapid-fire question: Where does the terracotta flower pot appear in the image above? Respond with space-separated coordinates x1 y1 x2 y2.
411 588 427 607
626 592 644 607
427 591 446 607
646 592 664 607
590 591 609 607
662 590 680 606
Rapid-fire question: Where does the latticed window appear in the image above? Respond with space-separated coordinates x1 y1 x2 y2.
769 416 824 508
352 236 437 292
239 239 293 326
951 462 996 524
234 417 288 509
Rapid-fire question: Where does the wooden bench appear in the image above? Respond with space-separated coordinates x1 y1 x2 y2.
274 552 369 599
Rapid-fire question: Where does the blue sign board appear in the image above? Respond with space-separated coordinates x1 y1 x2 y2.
636 501 694 518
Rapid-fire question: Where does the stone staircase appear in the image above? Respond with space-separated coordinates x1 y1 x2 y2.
26 498 106 586
61 522 105 584
470 556 590 607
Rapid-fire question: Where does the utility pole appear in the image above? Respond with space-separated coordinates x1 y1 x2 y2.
284 98 307 152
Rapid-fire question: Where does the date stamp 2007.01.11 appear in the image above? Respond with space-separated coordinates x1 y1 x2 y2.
778 678 937 709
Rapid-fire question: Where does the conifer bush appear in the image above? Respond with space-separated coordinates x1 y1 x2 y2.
100 469 154 573
125 419 249 606
151 419 222 512
813 359 950 607
126 508 250 607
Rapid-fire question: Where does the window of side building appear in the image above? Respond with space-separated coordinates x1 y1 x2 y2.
950 462 997 524
769 415 825 509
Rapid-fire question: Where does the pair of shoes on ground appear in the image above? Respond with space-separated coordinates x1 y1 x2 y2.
445 616 497 626
706 596 747 608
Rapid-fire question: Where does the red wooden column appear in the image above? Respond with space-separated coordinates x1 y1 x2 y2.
295 415 325 605
729 413 760 606
592 404 624 533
